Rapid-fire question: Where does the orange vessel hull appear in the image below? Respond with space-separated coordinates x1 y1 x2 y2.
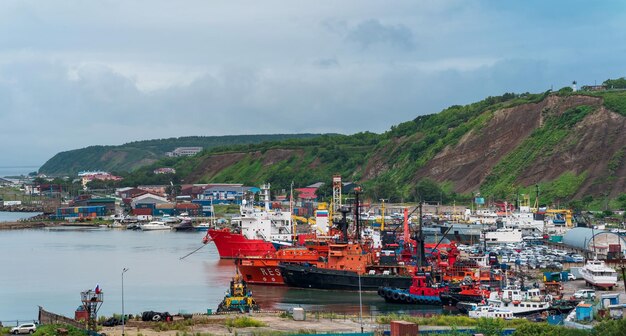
236 246 326 285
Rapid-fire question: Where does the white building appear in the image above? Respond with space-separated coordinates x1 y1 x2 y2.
165 147 203 157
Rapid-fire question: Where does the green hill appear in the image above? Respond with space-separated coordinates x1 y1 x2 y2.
121 87 626 206
38 134 326 175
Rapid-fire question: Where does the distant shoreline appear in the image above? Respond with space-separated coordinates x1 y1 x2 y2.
0 221 99 230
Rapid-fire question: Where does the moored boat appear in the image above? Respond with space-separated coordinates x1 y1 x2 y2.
236 242 329 285
377 272 448 305
195 222 211 231
440 282 491 305
279 262 412 291
203 184 295 259
140 221 172 231
486 287 551 316
217 272 259 313
468 305 515 319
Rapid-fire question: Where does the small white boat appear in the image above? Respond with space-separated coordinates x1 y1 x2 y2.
140 221 172 231
109 221 124 228
195 223 211 231
581 259 618 289
468 305 515 319
487 287 551 316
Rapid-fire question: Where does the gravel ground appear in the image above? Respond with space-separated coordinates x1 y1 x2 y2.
101 313 367 336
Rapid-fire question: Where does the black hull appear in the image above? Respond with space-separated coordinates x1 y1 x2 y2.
279 264 412 291
440 293 486 306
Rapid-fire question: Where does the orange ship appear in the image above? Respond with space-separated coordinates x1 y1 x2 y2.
236 240 330 285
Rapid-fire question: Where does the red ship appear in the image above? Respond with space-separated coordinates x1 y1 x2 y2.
202 184 297 259
206 228 277 259
236 241 329 285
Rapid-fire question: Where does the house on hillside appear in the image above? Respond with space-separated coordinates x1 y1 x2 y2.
165 147 202 157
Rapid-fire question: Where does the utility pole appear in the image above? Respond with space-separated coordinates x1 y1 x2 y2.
122 268 129 336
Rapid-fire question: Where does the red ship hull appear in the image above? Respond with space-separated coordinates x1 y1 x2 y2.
208 229 276 259
238 260 286 285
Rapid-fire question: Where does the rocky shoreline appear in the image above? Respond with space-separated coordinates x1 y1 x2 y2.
0 221 99 230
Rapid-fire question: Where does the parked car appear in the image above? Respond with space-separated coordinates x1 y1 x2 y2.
571 254 584 262
10 323 37 334
567 273 577 280
573 289 596 299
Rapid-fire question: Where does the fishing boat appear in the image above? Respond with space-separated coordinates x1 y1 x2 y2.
580 259 618 289
140 221 172 231
203 184 295 259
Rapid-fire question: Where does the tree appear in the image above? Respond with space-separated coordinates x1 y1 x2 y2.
603 77 626 89
582 195 594 209
413 178 446 204
475 317 504 336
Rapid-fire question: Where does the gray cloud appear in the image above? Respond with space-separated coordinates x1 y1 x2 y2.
345 19 416 51
1 1 626 167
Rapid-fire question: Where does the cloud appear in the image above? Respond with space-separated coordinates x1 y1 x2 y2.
344 19 416 51
1 0 626 167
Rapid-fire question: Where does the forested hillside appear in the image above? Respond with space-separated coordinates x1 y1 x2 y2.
121 87 626 206
39 134 325 175
43 79 626 207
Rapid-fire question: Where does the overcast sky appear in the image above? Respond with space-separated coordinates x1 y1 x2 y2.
1 1 626 167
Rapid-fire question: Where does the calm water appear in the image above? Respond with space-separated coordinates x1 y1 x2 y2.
0 228 441 323
0 166 39 177
0 212 41 222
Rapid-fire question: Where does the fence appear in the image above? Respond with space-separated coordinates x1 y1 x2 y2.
38 306 84 329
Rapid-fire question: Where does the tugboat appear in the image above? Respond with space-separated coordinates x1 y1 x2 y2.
440 281 491 305
377 271 448 305
216 272 260 313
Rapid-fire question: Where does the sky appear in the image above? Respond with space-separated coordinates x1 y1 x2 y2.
1 1 626 167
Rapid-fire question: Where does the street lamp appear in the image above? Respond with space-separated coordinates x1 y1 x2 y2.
358 269 363 333
122 268 129 336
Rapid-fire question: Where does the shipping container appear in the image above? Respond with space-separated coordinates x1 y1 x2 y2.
135 203 156 209
132 208 153 216
176 203 200 209
156 203 175 209
390 320 418 336
549 235 563 243
609 244 621 252
192 199 213 206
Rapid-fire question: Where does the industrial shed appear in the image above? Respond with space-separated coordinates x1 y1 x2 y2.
562 227 626 258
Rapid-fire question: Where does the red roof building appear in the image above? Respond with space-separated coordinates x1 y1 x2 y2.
295 187 318 201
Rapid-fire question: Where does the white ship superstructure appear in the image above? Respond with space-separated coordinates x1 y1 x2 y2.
581 259 618 289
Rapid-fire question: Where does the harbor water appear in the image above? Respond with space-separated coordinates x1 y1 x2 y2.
0 227 442 322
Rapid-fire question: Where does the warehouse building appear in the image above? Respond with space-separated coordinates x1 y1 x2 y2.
562 227 626 259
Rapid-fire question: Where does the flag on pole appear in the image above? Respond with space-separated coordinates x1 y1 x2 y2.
95 284 101 294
